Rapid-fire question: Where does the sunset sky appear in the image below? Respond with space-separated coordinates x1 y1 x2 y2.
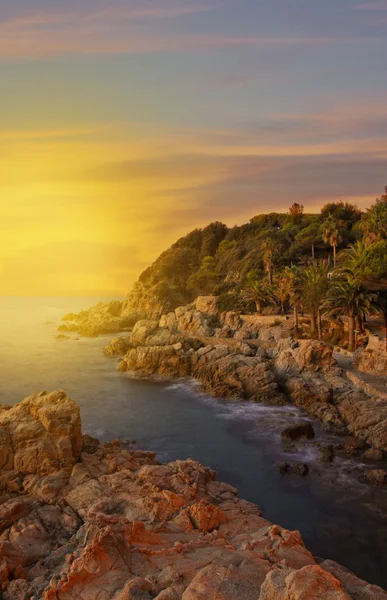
1 0 386 296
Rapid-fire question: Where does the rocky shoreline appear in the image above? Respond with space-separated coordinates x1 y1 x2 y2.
93 297 387 474
0 390 386 599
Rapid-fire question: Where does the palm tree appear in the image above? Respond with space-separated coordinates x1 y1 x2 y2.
339 240 387 349
280 265 302 333
274 271 292 314
360 187 387 245
336 241 369 280
242 279 276 314
299 261 329 339
261 239 278 285
322 215 343 267
323 276 378 351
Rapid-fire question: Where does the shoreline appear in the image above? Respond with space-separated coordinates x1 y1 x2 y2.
0 390 386 599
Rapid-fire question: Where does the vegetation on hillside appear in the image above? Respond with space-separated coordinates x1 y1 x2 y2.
134 188 387 350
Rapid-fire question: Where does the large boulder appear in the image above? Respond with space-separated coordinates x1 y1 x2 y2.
131 319 160 345
281 422 315 441
0 391 82 481
104 336 132 356
274 339 337 374
355 334 387 376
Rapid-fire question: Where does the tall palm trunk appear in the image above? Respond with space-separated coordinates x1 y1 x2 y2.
333 243 337 267
294 305 299 334
255 301 261 314
310 307 316 335
355 315 363 335
348 315 356 352
317 308 322 340
311 243 315 261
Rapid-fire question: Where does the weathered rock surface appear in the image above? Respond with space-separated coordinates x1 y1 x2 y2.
60 301 138 337
104 336 133 356
110 299 387 452
355 334 387 376
64 295 387 454
0 390 81 482
120 341 286 405
281 422 315 441
1 391 386 600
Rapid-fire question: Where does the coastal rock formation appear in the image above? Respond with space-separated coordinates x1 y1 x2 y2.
113 299 387 453
355 333 387 376
0 390 81 482
104 336 133 356
1 391 386 600
59 301 137 337
121 341 286 405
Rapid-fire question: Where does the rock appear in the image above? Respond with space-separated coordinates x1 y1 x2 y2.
355 334 387 376
285 565 351 599
295 463 309 476
277 462 309 477
275 339 337 374
0 392 384 599
104 336 132 356
81 434 100 454
131 320 160 345
194 296 219 315
277 462 291 475
338 396 387 452
319 559 387 600
0 390 81 484
318 445 335 463
364 469 386 485
281 422 315 441
286 376 347 435
61 300 135 337
364 448 384 461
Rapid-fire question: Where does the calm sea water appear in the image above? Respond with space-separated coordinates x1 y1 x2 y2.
1 296 386 588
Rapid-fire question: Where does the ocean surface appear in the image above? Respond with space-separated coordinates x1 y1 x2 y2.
1 296 387 588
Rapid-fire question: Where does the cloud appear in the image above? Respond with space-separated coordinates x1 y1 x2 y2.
354 1 387 9
0 0 372 61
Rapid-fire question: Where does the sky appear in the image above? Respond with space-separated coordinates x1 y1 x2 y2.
0 0 386 296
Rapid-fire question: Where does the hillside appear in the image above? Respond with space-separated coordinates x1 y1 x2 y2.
61 191 387 348
123 202 362 318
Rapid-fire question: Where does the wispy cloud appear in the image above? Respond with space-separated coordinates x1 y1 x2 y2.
354 1 387 9
0 1 373 61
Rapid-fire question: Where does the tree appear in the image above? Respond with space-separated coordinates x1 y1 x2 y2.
241 279 276 314
348 239 387 349
187 256 218 296
295 221 322 261
322 215 343 267
261 239 278 284
277 265 301 331
360 187 387 245
274 270 293 314
289 203 304 218
299 261 329 338
323 276 377 351
321 201 361 224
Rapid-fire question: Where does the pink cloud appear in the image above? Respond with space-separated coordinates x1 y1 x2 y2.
0 0 373 61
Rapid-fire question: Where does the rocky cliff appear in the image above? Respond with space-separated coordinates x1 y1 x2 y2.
1 391 386 600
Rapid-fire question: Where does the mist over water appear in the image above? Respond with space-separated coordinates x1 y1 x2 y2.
1 296 387 588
